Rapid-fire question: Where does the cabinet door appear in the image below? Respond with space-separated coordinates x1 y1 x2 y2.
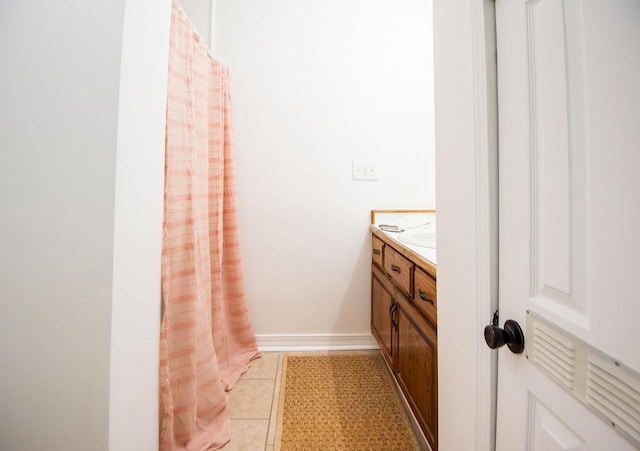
371 264 394 366
395 291 438 449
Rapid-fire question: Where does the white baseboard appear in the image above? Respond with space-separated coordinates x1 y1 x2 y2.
256 333 379 352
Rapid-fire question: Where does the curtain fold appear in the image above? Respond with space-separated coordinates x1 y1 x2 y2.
160 2 259 449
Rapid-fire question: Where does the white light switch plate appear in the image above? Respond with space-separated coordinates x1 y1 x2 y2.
352 160 378 181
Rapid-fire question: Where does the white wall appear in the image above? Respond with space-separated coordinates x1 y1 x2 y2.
0 2 124 449
213 0 435 342
180 0 211 43
0 1 169 450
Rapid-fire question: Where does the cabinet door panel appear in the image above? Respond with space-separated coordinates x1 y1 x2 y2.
396 292 438 449
371 264 393 365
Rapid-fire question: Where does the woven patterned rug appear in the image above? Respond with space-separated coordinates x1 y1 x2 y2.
275 353 420 450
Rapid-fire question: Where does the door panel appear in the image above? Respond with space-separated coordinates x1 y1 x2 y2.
529 396 585 451
527 0 589 323
496 0 640 449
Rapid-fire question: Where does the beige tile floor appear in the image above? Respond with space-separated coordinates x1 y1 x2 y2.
220 352 284 451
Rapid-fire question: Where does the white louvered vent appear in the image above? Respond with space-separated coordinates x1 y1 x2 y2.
527 312 640 448
532 320 576 389
586 355 640 444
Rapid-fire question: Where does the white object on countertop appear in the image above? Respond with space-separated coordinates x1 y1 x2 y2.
379 221 432 233
375 212 436 232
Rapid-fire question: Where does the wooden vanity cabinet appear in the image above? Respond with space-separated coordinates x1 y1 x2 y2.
370 230 438 450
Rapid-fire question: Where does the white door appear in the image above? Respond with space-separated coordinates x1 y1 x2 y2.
494 0 640 449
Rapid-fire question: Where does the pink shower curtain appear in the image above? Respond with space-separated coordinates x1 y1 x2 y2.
159 2 259 449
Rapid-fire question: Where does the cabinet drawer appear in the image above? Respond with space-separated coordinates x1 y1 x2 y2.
414 267 437 326
372 235 384 268
384 245 413 297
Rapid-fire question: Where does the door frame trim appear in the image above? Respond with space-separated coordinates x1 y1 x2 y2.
434 0 498 449
471 1 499 450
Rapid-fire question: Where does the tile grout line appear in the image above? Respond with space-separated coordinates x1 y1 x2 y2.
265 353 285 450
263 376 275 451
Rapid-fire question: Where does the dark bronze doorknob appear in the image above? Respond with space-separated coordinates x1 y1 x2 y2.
484 319 525 354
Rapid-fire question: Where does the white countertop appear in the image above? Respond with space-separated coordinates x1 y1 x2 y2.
371 211 437 265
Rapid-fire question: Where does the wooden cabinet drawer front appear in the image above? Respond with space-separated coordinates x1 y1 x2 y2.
384 246 413 296
414 267 437 326
372 235 384 267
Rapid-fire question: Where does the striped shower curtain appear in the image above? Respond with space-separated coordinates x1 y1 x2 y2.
159 2 259 449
